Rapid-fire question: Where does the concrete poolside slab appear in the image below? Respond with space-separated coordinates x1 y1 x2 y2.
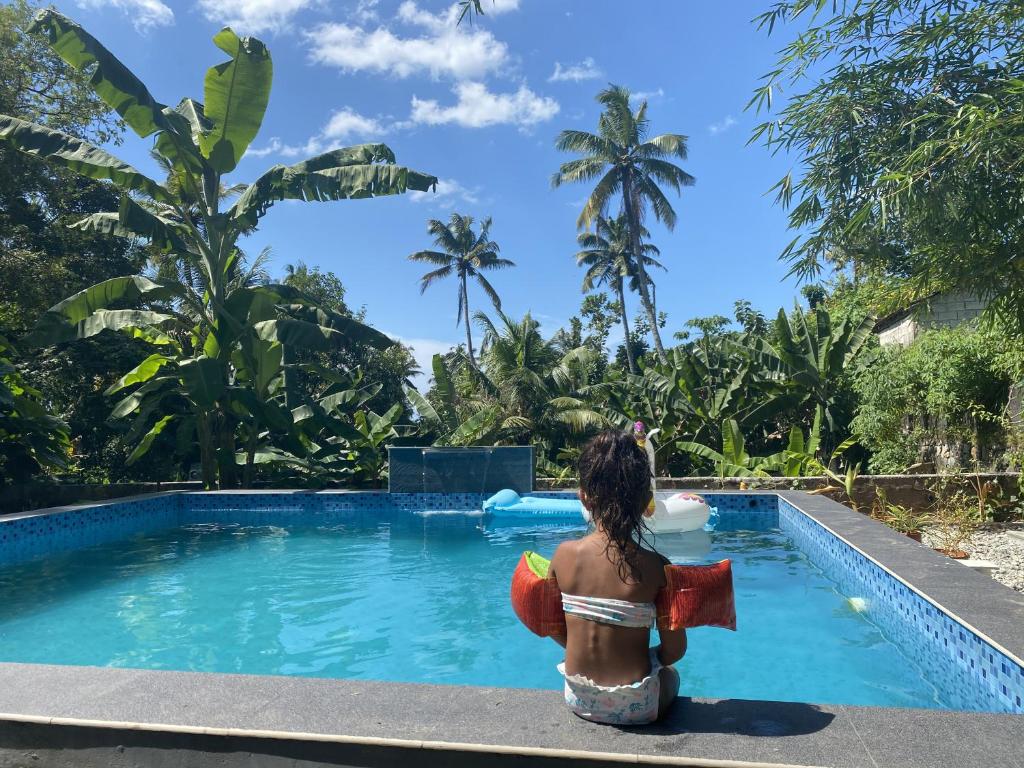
846 705 1024 768
3 661 1022 768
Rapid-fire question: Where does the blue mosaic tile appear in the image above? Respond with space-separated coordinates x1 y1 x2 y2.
778 498 1024 715
0 495 180 566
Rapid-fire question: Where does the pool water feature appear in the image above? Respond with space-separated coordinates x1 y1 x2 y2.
0 507 987 709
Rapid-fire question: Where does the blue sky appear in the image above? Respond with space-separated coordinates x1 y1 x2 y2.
48 0 806 374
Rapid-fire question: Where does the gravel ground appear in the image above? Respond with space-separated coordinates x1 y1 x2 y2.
924 524 1024 593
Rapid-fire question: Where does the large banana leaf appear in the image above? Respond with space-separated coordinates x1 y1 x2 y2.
28 275 182 347
154 98 211 174
283 305 394 350
230 154 438 228
0 115 171 202
200 29 272 173
319 384 382 414
37 309 176 346
72 197 190 252
720 419 748 466
126 415 175 465
431 353 456 409
254 319 348 351
105 353 174 395
448 405 501 446
110 376 174 418
29 9 168 138
178 356 225 410
405 386 441 426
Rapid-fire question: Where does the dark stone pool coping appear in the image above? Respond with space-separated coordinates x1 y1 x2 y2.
0 489 1022 768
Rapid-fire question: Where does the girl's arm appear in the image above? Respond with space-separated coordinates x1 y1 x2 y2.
656 627 687 666
549 546 568 648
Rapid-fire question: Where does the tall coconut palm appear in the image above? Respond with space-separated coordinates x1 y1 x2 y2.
553 84 694 363
409 214 514 366
576 213 664 373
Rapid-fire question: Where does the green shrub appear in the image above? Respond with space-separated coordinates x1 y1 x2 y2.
851 325 1011 472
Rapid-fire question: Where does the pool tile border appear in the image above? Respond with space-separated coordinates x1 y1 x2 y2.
776 493 1024 713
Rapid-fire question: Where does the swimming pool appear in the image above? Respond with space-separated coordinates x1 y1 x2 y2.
0 491 1022 715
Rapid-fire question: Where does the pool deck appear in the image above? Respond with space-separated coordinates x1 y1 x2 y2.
0 489 1022 768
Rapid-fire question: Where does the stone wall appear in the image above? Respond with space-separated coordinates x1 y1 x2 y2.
877 292 987 348
537 473 1020 514
0 481 202 515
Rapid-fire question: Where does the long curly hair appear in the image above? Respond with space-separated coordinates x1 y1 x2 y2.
578 429 653 582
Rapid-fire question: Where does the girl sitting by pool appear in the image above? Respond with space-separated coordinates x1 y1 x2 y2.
547 429 685 725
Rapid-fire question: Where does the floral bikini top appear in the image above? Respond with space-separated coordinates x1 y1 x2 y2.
560 593 656 628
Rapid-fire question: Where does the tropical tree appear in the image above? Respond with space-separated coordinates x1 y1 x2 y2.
576 213 664 374
0 334 71 486
553 84 694 363
408 214 514 367
752 0 1024 334
412 313 605 452
0 11 436 488
743 306 874 454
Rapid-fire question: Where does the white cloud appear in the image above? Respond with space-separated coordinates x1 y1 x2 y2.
245 108 387 159
354 0 380 22
196 0 316 34
408 178 480 206
307 2 510 80
630 88 665 104
548 57 602 83
322 107 386 140
76 0 173 30
708 115 737 135
410 81 559 129
488 0 520 13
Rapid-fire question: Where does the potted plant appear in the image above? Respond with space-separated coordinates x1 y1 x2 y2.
871 489 929 541
880 502 931 542
927 490 983 559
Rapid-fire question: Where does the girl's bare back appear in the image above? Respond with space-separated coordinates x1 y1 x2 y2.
550 533 666 686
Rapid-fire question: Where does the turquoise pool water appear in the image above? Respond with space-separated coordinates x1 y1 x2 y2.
0 512 949 708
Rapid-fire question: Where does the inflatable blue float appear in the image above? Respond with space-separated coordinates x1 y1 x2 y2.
483 488 713 533
483 422 713 534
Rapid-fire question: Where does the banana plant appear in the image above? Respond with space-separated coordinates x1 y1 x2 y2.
0 334 71 485
302 402 405 487
743 305 873 454
405 353 503 446
1 11 436 488
676 419 774 479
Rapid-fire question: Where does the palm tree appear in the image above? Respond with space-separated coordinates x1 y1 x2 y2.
474 310 605 445
576 213 664 373
553 84 694 363
409 214 514 366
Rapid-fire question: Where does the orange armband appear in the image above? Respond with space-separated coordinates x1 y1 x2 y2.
510 551 565 637
655 560 736 631
510 552 737 637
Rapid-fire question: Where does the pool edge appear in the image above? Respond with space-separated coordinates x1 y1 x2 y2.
0 660 1020 768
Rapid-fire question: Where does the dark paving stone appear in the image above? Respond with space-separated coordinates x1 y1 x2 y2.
848 705 1024 768
0 662 1019 768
